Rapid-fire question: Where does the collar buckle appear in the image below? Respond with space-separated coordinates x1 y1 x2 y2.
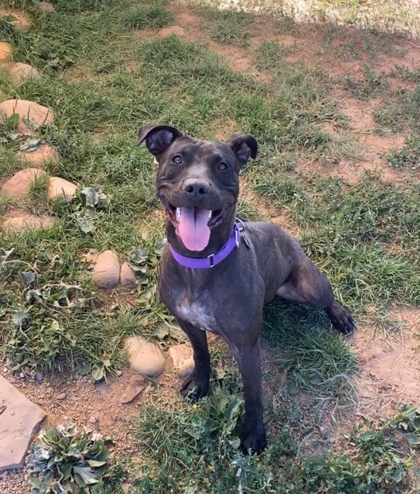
207 253 215 268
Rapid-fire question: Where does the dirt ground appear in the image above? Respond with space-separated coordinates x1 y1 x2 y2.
1 2 420 493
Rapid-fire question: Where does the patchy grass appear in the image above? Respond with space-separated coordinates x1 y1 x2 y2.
124 369 419 493
1 1 420 492
121 5 174 30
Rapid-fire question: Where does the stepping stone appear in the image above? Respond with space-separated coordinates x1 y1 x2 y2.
0 168 47 197
0 100 54 135
38 2 55 12
158 26 185 38
169 344 194 378
48 177 77 202
4 62 41 84
2 211 55 232
0 42 12 61
0 10 32 32
16 144 60 167
92 250 120 289
0 376 47 471
124 336 166 377
120 261 137 288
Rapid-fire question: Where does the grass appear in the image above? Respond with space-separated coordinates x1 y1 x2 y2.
1 0 420 491
121 5 174 30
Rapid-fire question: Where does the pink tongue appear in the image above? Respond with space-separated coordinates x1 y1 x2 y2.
178 207 211 251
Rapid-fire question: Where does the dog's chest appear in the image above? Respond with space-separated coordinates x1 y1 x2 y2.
173 296 217 333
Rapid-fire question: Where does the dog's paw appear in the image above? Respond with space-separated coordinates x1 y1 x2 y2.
326 302 355 335
181 372 210 402
240 429 267 455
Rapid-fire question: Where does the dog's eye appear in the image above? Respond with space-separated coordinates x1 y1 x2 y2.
217 162 228 171
172 155 182 164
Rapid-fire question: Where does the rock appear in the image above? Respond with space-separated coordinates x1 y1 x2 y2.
48 177 77 202
35 373 43 382
158 26 185 38
16 144 60 167
0 42 12 61
120 380 146 405
124 336 166 377
38 2 55 13
2 211 55 232
89 414 98 424
0 100 54 135
0 10 32 32
120 261 137 288
92 250 120 289
0 376 46 471
0 168 47 197
56 392 66 400
169 345 195 378
4 62 41 84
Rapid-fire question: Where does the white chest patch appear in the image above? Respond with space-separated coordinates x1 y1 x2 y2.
176 300 217 333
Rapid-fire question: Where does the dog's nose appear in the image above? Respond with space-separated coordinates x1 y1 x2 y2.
183 179 209 200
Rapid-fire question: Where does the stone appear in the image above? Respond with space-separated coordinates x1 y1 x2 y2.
169 345 195 378
16 144 60 167
48 177 78 202
120 380 146 405
0 100 54 135
0 10 32 32
2 211 55 233
0 168 47 197
56 392 66 400
0 42 12 61
0 376 46 471
124 336 166 377
158 26 185 38
92 250 120 289
120 261 137 289
38 2 55 13
5 62 41 84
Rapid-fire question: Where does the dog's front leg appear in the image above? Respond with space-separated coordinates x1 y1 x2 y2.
230 338 266 454
177 319 211 401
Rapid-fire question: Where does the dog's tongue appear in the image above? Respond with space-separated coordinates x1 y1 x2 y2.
177 207 211 251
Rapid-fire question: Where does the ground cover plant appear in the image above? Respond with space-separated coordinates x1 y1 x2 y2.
1 0 420 492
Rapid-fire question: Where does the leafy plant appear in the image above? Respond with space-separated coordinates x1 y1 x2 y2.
27 421 111 494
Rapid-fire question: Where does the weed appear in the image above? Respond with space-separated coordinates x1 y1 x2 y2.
27 420 111 494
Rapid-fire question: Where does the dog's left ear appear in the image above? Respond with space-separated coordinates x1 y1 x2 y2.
137 124 183 158
226 134 258 167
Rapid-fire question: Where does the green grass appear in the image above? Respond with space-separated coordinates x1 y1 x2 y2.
121 5 174 30
196 8 254 46
1 1 420 491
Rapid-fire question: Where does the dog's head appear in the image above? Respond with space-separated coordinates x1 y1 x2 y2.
137 124 257 252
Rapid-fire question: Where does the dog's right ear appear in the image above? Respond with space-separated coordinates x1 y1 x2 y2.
137 124 183 158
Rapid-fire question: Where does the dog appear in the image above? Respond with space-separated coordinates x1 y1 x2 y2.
137 124 355 454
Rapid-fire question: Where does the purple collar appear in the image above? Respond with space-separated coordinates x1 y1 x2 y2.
169 222 241 269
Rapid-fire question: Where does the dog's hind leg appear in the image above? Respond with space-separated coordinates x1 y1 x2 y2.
177 320 211 400
276 259 355 334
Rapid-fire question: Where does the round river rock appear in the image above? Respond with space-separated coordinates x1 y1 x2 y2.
124 336 166 377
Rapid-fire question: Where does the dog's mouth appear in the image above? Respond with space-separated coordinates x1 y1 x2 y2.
165 204 229 252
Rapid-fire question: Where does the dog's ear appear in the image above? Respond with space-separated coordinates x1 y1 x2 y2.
137 124 183 158
226 134 258 166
